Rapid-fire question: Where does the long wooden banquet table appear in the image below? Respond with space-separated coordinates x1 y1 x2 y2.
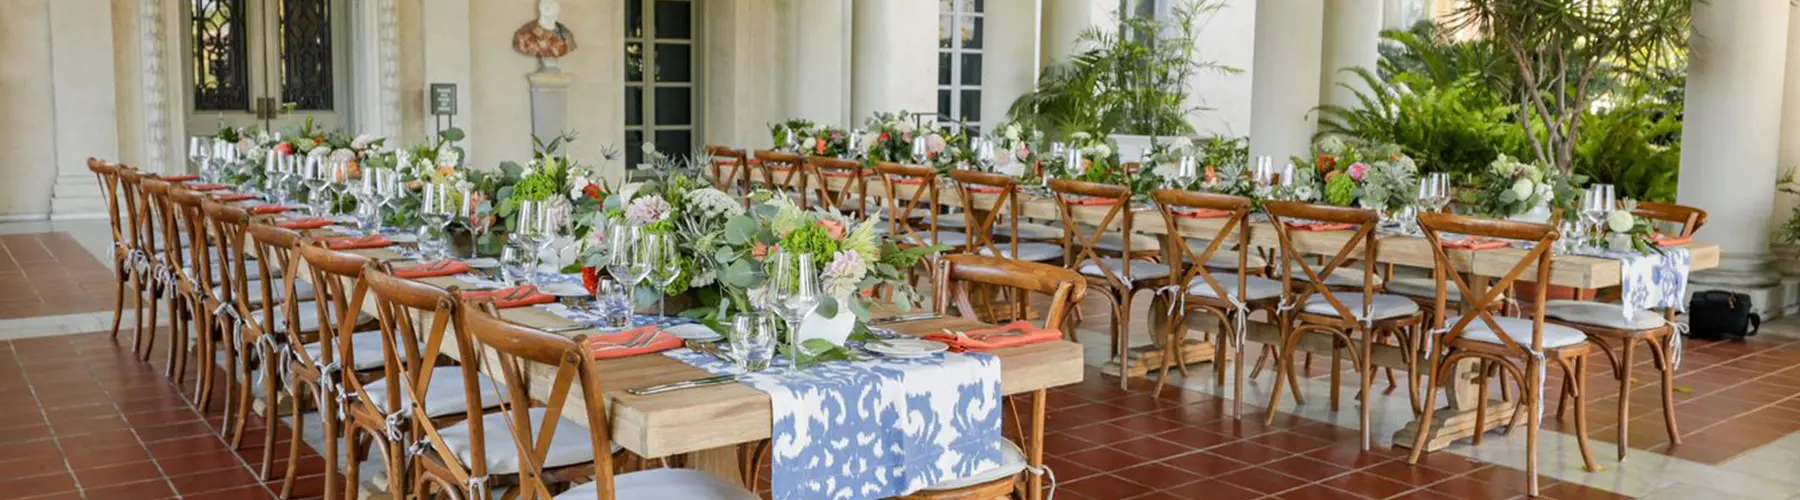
795 173 1721 449
323 246 1082 499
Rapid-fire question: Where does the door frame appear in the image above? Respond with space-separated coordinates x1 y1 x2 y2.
140 0 399 174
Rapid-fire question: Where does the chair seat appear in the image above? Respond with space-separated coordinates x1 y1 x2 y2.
1091 232 1161 254
438 407 597 475
187 259 276 282
1281 267 1385 288
361 367 506 418
934 215 971 229
977 242 1064 262
869 205 933 221
1301 293 1421 320
994 222 1066 241
1182 239 1266 270
1447 315 1589 349
918 439 1027 491
904 231 969 247
1078 257 1171 281
212 280 316 308
556 468 758 500
1544 300 1666 331
1384 275 1460 302
275 300 375 333
1188 273 1284 302
303 330 387 371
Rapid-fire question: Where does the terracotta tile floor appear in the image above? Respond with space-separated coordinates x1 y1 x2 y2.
0 232 118 319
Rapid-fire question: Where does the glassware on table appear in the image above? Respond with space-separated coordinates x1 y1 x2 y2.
513 200 554 282
301 157 331 215
972 138 996 171
500 246 528 285
771 251 819 367
419 183 458 259
730 312 778 372
1580 184 1615 250
1175 155 1199 188
606 224 653 327
1417 172 1451 213
1252 156 1275 193
592 278 633 331
188 137 212 174
911 138 931 165
322 159 354 216
649 233 682 319
783 128 799 152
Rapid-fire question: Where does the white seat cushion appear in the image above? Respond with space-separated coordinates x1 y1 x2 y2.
903 230 969 247
994 222 1066 241
1384 275 1460 302
556 468 758 500
360 366 506 418
1281 267 1385 288
1544 300 1666 330
1301 293 1420 320
438 408 597 475
1090 232 1161 253
188 259 277 281
213 280 316 308
869 205 933 220
1187 273 1284 302
1077 257 1171 281
1447 315 1589 349
275 300 374 333
919 440 1027 491
977 242 1064 262
1182 239 1267 270
934 215 972 228
303 330 388 371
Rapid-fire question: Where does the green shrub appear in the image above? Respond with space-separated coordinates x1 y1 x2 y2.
1318 68 1529 180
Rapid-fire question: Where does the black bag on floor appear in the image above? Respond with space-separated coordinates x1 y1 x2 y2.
1686 290 1760 341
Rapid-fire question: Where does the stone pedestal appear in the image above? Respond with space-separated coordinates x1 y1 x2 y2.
528 70 571 142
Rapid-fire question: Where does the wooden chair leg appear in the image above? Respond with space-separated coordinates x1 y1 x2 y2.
1570 355 1598 472
1617 340 1637 460
278 383 307 499
167 295 186 382
1473 360 1490 446
1525 356 1542 498
1650 335 1682 445
140 290 160 361
344 425 364 500
109 263 127 339
1152 313 1182 398
1406 352 1450 464
1358 334 1374 450
1115 299 1131 390
1329 339 1343 411
259 358 280 480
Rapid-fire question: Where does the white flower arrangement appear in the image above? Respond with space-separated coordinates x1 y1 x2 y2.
687 187 746 219
625 194 673 226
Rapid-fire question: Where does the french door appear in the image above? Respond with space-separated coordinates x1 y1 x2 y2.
624 0 699 177
183 0 350 138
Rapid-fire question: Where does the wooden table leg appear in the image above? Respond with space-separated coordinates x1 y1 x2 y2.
1028 389 1046 500
1392 277 1517 451
688 447 747 488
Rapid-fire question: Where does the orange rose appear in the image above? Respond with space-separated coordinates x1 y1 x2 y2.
752 242 775 260
819 219 847 239
1317 155 1337 172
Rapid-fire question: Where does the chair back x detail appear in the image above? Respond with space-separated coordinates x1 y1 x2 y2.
1262 201 1382 321
753 150 807 206
704 145 752 195
807 155 869 217
877 162 955 247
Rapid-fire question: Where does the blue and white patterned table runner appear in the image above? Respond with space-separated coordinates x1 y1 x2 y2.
1575 247 1692 322
666 340 1007 500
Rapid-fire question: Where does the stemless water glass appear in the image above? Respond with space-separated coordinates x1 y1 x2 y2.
772 252 819 367
731 312 777 372
419 183 458 259
593 279 633 330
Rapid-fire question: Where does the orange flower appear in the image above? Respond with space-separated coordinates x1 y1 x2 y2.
816 138 828 154
1203 165 1218 184
752 242 775 260
1317 155 1337 172
437 166 458 176
818 219 847 239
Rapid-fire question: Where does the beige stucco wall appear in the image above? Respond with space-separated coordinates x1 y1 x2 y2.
0 0 60 217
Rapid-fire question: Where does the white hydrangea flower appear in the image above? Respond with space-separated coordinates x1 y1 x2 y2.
687 188 745 219
1607 210 1635 233
329 148 357 164
802 137 819 151
1069 131 1092 141
351 134 377 150
1086 144 1111 158
1003 124 1021 141
308 146 332 158
569 175 590 199
893 120 916 134
439 149 462 168
1510 178 1535 200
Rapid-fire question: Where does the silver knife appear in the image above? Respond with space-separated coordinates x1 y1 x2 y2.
626 374 740 396
544 324 593 333
869 312 943 325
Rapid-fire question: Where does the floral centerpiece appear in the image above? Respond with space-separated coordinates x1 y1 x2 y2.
769 118 818 150
983 119 1043 177
801 126 856 159
863 110 968 171
1596 200 1664 254
211 123 275 188
1460 153 1583 221
1290 135 1419 213
1038 131 1162 198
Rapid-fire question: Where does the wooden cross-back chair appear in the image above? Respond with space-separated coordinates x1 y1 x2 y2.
143 181 205 383
875 162 965 249
242 221 318 487
353 264 510 500
1408 211 1597 497
88 159 139 343
704 145 752 196
113 166 164 357
752 150 808 207
459 302 755 500
950 170 1063 264
1541 202 1702 461
169 187 220 403
1259 201 1424 449
1048 179 1168 389
288 242 385 500
200 198 265 447
806 155 869 217
138 178 185 371
1149 189 1284 407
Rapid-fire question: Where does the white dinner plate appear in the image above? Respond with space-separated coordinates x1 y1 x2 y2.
865 338 948 358
385 233 419 243
464 258 500 269
664 323 723 342
540 283 588 297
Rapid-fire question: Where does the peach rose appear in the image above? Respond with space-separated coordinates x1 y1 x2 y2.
818 219 847 239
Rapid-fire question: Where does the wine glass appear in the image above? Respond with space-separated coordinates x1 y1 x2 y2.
1417 173 1450 213
513 200 553 281
323 159 354 216
607 225 653 326
1065 148 1084 177
419 183 457 259
1580 185 1611 250
771 251 819 368
593 279 633 330
911 138 931 165
650 234 682 319
783 128 799 152
461 187 492 254
1176 155 1199 188
189 137 211 175
358 169 387 230
302 157 331 215
731 312 777 372
973 138 996 171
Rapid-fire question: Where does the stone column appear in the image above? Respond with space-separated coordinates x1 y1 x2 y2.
1248 0 1324 164
1770 2 1800 256
48 0 121 219
982 0 1041 129
783 0 852 127
1039 0 1110 70
1320 0 1383 111
850 0 939 122
1678 0 1791 298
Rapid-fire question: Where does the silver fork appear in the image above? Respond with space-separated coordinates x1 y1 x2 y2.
592 330 658 352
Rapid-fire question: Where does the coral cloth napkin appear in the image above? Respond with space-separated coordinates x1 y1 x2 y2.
922 320 1063 352
1067 197 1121 206
322 234 392 250
163 175 200 183
278 217 332 230
213 193 254 202
587 326 683 360
966 185 1012 194
393 259 471 279
251 205 295 215
1172 208 1231 219
821 169 871 178
463 285 556 309
1654 234 1693 247
889 177 927 185
1283 221 1356 232
186 183 230 192
1444 237 1512 250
